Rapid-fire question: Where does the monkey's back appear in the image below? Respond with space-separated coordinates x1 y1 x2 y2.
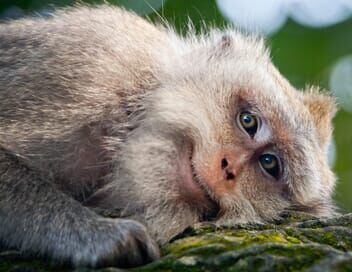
0 6 175 196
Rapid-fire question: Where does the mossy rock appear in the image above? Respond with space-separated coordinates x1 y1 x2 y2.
1 213 352 272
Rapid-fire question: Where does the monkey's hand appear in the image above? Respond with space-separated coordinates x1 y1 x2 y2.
0 148 159 268
73 218 160 268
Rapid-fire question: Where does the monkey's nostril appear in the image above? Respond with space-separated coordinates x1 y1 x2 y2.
221 158 235 180
226 171 235 180
221 158 228 169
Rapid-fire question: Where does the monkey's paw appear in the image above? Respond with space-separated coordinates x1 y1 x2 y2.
71 218 160 268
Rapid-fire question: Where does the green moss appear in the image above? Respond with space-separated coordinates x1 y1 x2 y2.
274 212 317 225
166 236 217 256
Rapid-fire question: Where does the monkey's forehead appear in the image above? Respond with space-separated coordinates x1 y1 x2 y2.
170 57 311 125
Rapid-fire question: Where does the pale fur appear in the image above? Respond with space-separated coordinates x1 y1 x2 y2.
0 5 337 268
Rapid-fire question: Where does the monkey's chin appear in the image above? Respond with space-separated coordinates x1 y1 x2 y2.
177 145 220 221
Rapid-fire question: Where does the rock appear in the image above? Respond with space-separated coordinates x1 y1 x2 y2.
134 212 352 272
1 213 351 272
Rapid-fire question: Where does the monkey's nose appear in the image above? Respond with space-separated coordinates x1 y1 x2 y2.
201 149 248 198
221 157 236 181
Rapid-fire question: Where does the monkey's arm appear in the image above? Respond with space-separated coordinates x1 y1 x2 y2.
0 148 159 268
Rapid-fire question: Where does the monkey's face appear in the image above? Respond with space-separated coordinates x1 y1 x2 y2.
90 33 336 243
145 40 337 230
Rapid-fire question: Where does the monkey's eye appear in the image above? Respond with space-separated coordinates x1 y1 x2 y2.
238 111 258 137
259 153 280 179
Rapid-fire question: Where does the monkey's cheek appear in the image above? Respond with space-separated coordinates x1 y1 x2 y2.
177 162 211 204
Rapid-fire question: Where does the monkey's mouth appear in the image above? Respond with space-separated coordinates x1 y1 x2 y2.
178 145 221 221
191 163 222 221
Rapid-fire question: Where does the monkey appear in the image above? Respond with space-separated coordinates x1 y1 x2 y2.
0 4 337 269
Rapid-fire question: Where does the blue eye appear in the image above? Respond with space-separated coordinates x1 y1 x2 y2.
259 153 280 179
239 112 258 136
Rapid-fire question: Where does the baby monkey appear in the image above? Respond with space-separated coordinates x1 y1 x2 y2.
0 5 337 268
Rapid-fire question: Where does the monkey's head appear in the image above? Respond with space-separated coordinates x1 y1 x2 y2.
89 30 337 243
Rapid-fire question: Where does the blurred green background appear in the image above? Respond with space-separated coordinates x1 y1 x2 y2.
1 0 351 212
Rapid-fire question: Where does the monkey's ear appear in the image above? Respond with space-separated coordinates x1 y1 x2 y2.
302 86 337 146
219 35 232 49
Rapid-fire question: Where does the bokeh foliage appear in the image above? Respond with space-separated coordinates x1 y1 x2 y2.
1 0 351 211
